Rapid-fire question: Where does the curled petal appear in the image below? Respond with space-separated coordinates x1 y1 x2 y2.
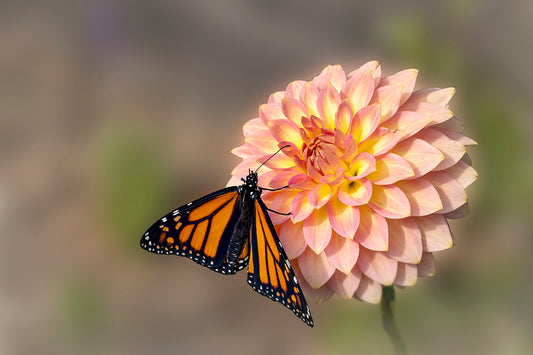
368 184 411 219
439 128 478 146
335 99 353 134
387 218 423 263
268 91 285 103
358 248 398 286
267 119 304 148
354 273 383 304
349 104 381 143
327 195 360 239
324 232 359 273
342 70 375 113
347 60 381 86
396 177 443 216
318 84 341 129
346 152 376 180
302 207 332 254
394 263 418 286
415 127 466 170
381 111 431 140
338 179 372 206
415 214 454 252
291 190 314 222
308 183 333 209
418 252 436 277
446 160 478 189
436 117 464 133
358 127 401 156
408 87 456 107
297 247 336 288
445 202 469 219
425 171 467 214
401 101 453 125
279 220 307 259
380 68 418 106
328 269 362 299
341 135 359 162
281 97 308 125
391 137 444 178
231 144 252 159
367 153 414 185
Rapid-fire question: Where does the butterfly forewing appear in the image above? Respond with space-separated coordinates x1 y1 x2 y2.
140 187 249 274
247 199 314 327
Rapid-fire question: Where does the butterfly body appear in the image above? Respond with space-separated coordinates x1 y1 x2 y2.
140 169 314 327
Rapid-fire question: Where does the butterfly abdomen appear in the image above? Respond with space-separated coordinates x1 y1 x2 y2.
227 187 256 264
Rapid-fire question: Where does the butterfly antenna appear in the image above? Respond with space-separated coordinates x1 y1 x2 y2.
255 145 291 173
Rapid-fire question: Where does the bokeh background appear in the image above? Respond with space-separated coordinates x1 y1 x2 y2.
2 0 532 354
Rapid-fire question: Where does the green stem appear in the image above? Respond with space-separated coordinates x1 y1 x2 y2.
381 286 407 355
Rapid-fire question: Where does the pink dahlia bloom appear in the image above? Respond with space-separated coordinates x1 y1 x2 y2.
228 62 477 303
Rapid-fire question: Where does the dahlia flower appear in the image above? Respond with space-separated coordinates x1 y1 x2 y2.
228 61 477 303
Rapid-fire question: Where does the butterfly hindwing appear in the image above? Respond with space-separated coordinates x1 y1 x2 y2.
247 198 314 327
140 187 249 274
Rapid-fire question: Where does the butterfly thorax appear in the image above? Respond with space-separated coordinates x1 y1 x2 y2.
226 171 261 264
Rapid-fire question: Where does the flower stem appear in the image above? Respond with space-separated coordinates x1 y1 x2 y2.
381 286 407 355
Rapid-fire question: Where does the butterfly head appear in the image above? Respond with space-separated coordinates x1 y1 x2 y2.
244 169 259 189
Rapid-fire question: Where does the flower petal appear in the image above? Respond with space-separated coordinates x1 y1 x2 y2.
338 179 372 206
354 205 389 251
342 70 375 113
415 127 466 170
302 207 332 254
308 183 333 209
391 137 444 178
324 232 359 273
417 252 436 277
312 64 346 92
446 160 478 189
281 97 308 125
358 127 401 156
358 248 398 286
297 247 336 288
370 85 403 122
408 87 455 107
284 80 306 100
349 104 381 143
381 111 432 140
380 68 418 106
267 119 304 148
268 189 297 224
259 102 284 123
346 152 376 180
366 153 414 185
425 171 467 214
368 184 411 219
387 218 423 263
279 220 307 259
401 101 453 125
396 177 443 216
299 82 320 118
294 263 335 303
328 269 362 299
291 190 314 222
354 273 383 304
415 214 454 252
327 195 360 239
318 84 341 129
394 263 418 286
347 61 381 87
335 99 353 134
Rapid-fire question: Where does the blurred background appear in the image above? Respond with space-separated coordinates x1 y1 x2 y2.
1 0 532 354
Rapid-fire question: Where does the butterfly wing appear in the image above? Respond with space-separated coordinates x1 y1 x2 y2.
247 198 314 327
140 187 250 274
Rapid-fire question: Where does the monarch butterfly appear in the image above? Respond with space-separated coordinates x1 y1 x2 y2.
140 146 314 327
